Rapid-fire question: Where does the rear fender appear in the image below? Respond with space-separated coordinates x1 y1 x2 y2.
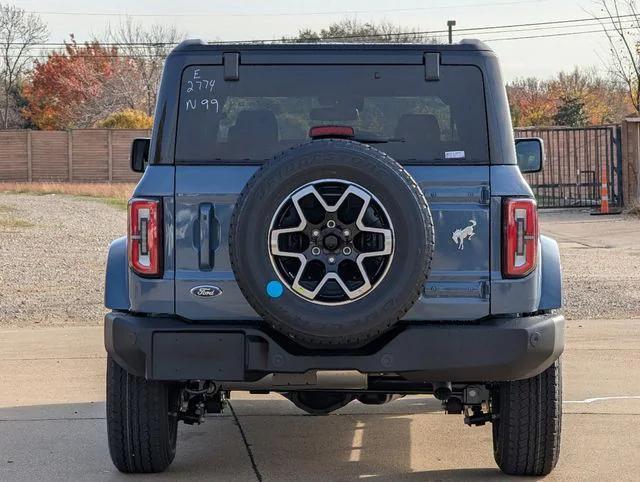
538 235 562 311
105 236 130 311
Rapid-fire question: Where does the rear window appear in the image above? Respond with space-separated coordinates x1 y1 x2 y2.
176 64 488 163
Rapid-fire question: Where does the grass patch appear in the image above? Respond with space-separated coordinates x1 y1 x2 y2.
627 202 640 218
101 196 129 211
0 182 134 211
0 218 33 229
0 202 31 230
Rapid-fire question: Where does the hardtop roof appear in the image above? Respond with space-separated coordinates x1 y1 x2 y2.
171 38 493 55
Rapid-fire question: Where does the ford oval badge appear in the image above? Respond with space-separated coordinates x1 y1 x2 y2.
190 285 223 298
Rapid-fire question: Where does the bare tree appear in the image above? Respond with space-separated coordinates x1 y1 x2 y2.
596 0 640 113
103 18 184 115
0 4 47 128
288 19 438 44
73 55 143 128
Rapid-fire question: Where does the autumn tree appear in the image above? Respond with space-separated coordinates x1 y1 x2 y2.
287 19 436 43
22 38 136 129
507 68 632 127
547 68 630 125
506 77 555 127
0 4 47 128
98 108 153 128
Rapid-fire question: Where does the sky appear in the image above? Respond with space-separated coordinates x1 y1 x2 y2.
12 0 616 81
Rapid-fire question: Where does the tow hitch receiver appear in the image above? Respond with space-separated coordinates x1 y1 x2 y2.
442 385 493 426
173 382 228 425
464 405 495 426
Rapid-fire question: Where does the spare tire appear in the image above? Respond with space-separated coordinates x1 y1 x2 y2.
229 139 434 348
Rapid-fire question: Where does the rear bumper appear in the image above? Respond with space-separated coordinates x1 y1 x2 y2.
105 312 564 383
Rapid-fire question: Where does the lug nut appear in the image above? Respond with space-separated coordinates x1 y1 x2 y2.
327 220 336 228
311 247 321 256
342 247 352 255
328 256 336 264
312 229 320 237
343 229 350 237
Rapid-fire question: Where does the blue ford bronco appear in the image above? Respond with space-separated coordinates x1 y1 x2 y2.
104 39 564 475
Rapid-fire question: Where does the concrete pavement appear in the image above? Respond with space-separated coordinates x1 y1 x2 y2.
1 319 639 481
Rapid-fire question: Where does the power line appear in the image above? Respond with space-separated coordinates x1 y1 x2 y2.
3 13 637 48
0 28 616 59
486 28 612 42
273 13 638 40
476 19 637 37
8 12 637 46
0 14 634 58
448 13 637 33
26 0 548 18
0 29 618 58
5 42 177 48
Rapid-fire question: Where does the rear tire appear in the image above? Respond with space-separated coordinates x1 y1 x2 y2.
106 356 179 473
492 359 562 476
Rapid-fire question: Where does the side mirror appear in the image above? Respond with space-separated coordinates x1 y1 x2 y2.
515 137 543 173
130 138 150 173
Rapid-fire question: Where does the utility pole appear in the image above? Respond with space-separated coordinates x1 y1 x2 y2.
447 20 456 44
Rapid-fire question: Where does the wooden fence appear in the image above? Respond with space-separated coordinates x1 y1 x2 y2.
1 126 638 208
620 118 640 206
0 129 150 183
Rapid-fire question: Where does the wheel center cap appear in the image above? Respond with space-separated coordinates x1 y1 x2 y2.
323 234 340 251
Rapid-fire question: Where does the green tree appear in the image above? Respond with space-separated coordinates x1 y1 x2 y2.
553 95 587 127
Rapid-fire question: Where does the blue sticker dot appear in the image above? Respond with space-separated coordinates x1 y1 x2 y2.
266 280 284 298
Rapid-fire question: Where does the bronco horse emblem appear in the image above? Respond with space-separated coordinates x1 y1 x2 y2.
452 220 477 250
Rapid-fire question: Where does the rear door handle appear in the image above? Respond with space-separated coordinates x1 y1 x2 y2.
198 203 217 270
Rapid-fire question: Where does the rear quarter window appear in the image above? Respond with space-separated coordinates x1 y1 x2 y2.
175 64 488 163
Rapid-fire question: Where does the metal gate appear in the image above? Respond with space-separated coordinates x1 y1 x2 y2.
515 126 623 208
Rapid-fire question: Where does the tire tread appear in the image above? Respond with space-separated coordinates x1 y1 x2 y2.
493 359 562 476
106 356 177 473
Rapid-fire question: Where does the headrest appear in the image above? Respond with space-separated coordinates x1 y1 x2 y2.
228 109 279 145
394 114 441 145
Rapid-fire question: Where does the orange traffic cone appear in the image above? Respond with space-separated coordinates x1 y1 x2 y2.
600 160 610 214
591 160 621 215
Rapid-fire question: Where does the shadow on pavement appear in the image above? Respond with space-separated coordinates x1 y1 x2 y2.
228 396 505 481
0 397 505 481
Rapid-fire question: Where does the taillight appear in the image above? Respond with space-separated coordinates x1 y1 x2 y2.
502 198 538 278
128 198 162 277
309 125 355 139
